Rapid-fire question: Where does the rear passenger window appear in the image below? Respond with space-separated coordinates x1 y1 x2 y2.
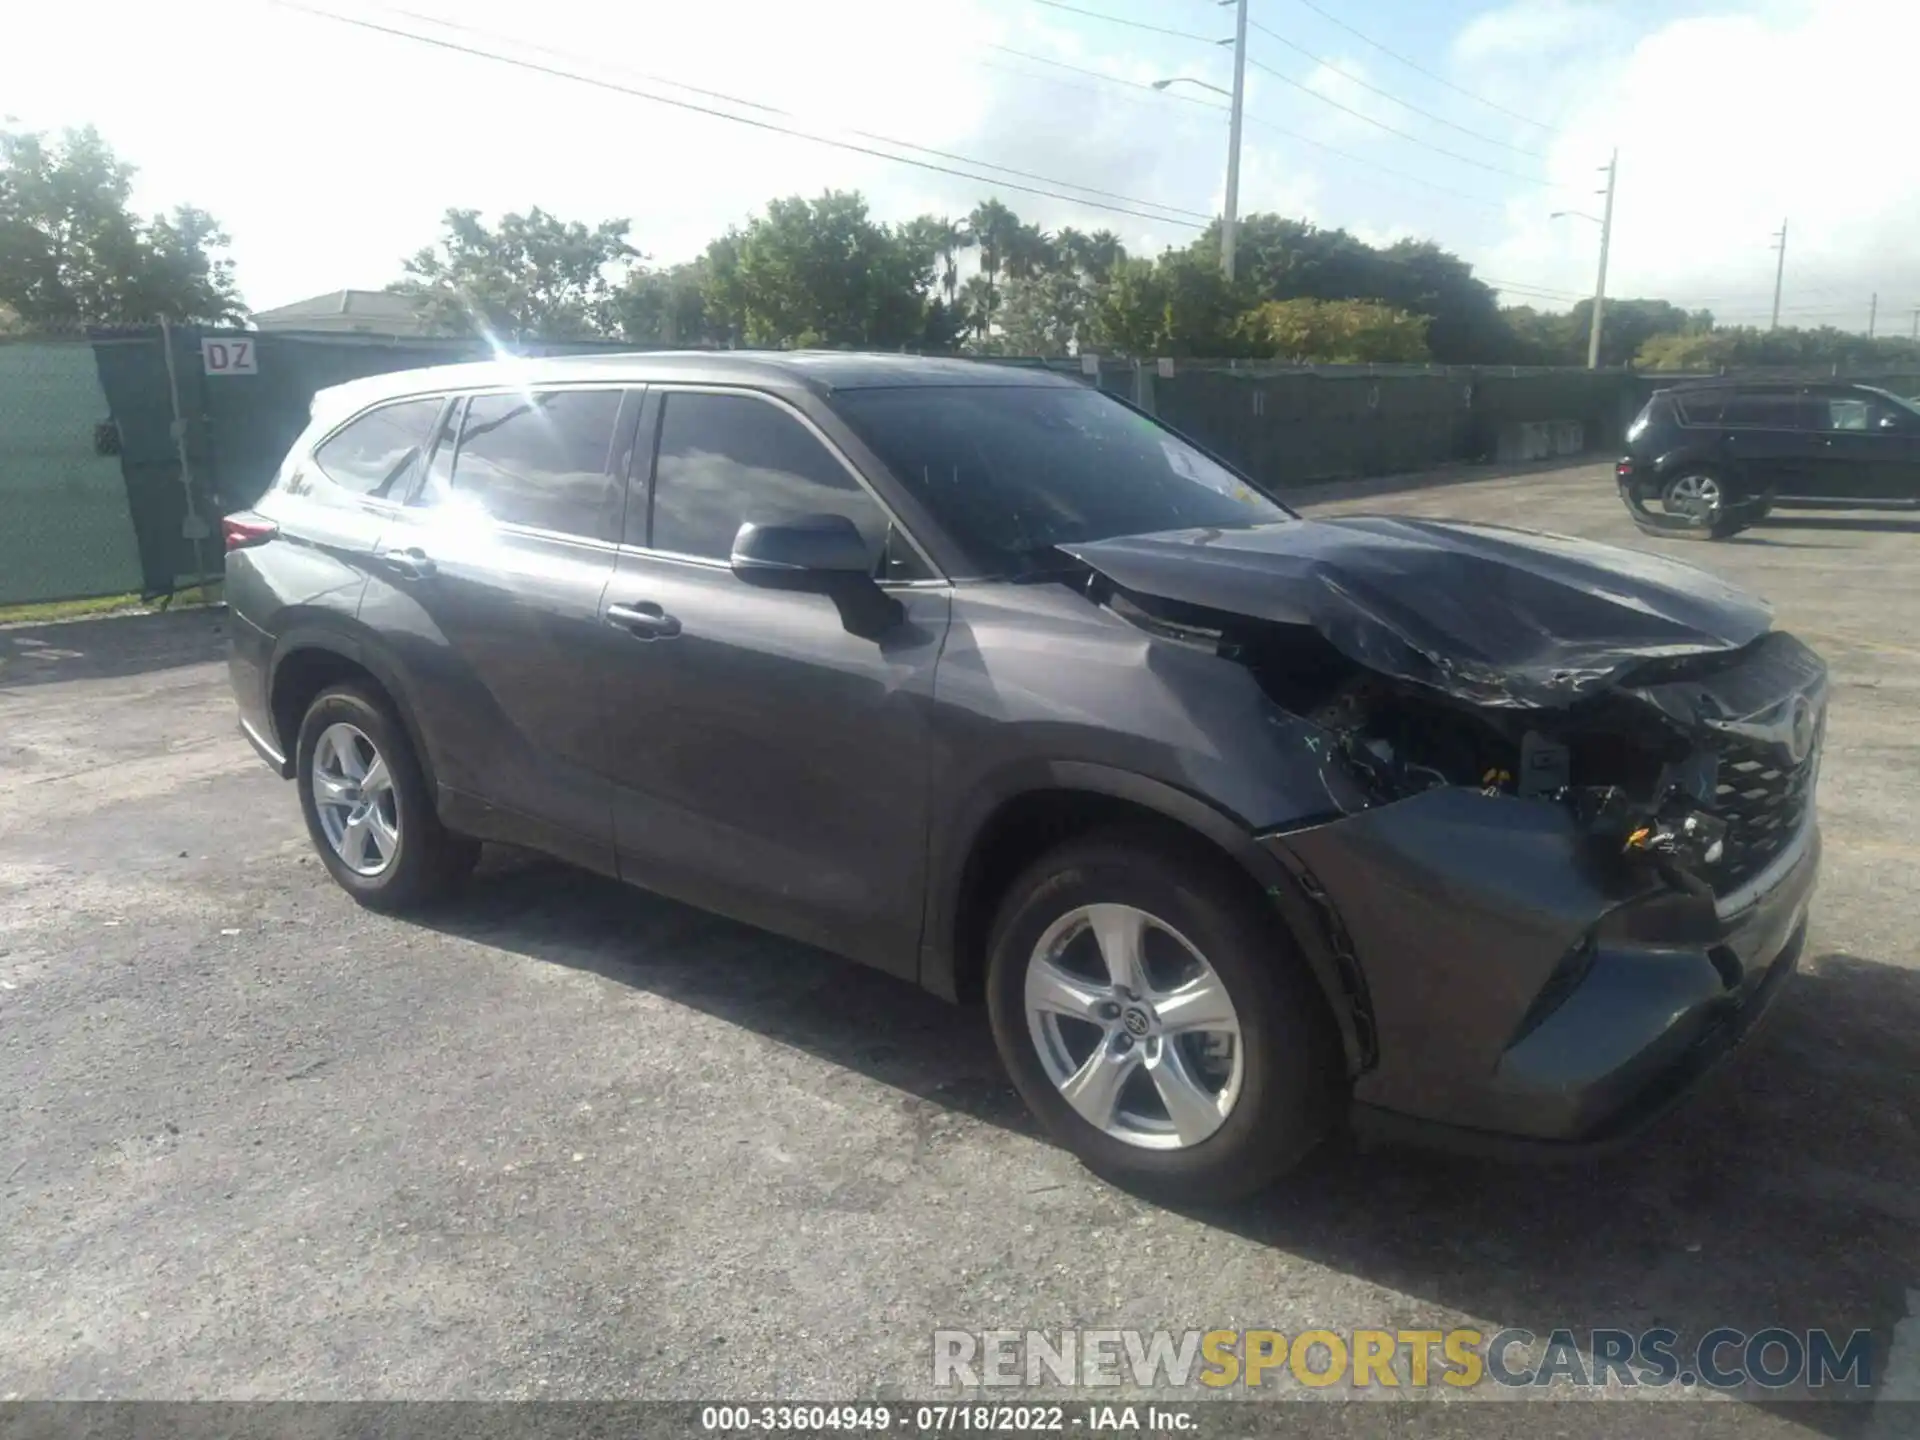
313 399 441 497
1675 391 1725 425
1721 393 1808 429
650 391 891 565
438 389 624 539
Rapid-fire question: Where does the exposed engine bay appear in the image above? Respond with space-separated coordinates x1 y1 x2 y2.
1093 571 1825 900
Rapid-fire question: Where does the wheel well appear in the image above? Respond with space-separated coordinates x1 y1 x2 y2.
949 790 1274 1005
271 648 388 759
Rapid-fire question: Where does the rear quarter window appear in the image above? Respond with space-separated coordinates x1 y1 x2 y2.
1675 391 1726 425
312 398 443 498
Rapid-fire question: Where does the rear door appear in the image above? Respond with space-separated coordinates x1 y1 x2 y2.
276 394 443 589
360 384 640 873
595 385 949 976
1718 388 1822 500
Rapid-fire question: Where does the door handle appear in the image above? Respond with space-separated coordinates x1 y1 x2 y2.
382 545 436 579
606 601 682 639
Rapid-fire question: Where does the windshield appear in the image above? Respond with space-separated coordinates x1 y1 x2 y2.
831 384 1289 575
1862 386 1920 420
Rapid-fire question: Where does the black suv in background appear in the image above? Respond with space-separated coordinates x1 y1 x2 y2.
226 352 1824 1200
1617 380 1920 539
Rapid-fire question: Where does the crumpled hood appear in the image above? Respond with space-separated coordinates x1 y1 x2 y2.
1059 515 1774 708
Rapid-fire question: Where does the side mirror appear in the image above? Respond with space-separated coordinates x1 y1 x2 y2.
730 513 873 577
1878 413 1905 432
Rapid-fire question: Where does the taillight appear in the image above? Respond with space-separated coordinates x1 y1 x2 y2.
222 515 278 551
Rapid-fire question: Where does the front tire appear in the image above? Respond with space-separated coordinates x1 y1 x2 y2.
984 828 1339 1202
295 683 477 912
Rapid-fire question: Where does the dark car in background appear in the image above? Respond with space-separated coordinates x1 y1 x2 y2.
225 352 1824 1200
1617 380 1920 539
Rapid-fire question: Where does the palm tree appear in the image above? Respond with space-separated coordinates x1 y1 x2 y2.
966 198 1023 333
934 216 972 309
1082 230 1127 286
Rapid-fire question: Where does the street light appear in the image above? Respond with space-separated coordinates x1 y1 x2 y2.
1153 77 1233 99
1550 150 1617 370
1149 0 1248 280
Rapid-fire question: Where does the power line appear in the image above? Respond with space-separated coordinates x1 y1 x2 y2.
1242 54 1551 185
1028 0 1218 43
372 2 1215 222
1023 0 1554 187
1246 16 1544 157
263 0 1209 230
1286 0 1556 133
984 43 1510 211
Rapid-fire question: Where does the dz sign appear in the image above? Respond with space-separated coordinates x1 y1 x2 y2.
201 337 258 375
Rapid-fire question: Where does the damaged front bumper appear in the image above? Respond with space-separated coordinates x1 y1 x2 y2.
1268 784 1816 1156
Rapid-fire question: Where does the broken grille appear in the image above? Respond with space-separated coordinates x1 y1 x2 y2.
1711 725 1821 895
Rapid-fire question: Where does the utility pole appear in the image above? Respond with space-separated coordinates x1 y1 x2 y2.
1769 219 1789 330
1586 149 1617 370
1912 306 1919 342
1869 293 1878 338
1221 0 1249 281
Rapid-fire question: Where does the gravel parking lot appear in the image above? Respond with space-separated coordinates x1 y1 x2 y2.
4 461 1919 1431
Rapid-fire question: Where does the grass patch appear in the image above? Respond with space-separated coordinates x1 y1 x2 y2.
0 581 223 626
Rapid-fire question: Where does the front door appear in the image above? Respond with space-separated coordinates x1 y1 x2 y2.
1805 392 1920 503
360 385 637 874
596 386 949 977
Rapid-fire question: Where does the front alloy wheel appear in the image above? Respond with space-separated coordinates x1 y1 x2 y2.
986 829 1338 1201
1025 903 1244 1150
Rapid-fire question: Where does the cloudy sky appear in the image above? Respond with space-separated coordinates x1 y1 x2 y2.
3 0 1913 330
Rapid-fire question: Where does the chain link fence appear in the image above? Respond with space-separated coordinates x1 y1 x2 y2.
6 326 1919 610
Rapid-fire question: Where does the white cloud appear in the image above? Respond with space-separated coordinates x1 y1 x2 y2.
1480 0 1920 329
1453 0 1607 67
0 0 1229 308
9 0 1904 338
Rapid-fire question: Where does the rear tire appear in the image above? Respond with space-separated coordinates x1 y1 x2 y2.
295 683 477 912
984 827 1339 1203
1652 467 1748 540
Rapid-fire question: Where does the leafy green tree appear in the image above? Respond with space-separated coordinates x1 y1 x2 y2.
1179 217 1502 361
0 124 242 325
1240 298 1430 362
1637 324 1920 371
1558 297 1708 368
1497 305 1575 365
392 207 636 341
702 191 934 349
1091 249 1255 358
901 214 972 312
616 260 718 346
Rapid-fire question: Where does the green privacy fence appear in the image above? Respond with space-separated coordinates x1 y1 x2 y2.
6 325 1918 609
0 339 146 606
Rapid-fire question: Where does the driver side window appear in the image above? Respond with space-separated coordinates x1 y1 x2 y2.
648 390 926 578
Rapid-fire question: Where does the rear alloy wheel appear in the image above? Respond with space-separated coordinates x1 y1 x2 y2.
295 683 477 911
1663 470 1721 518
986 829 1338 1202
311 722 400 876
1651 469 1747 540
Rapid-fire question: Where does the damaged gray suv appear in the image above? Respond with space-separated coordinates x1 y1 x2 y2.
225 353 1824 1200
